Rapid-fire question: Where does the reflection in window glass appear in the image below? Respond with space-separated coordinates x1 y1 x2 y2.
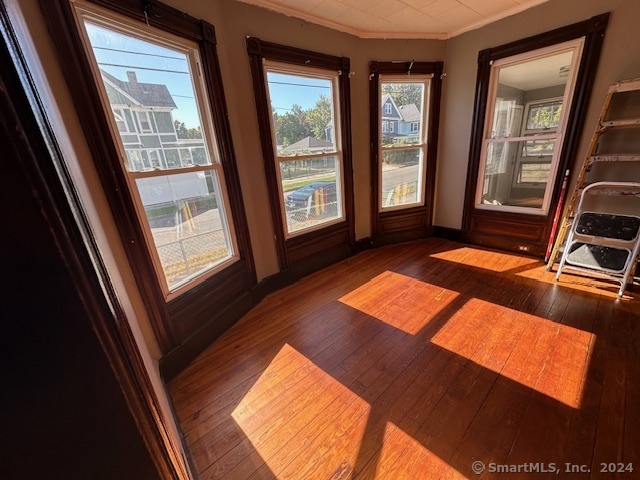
84 22 211 173
266 65 344 236
379 79 429 210
136 172 232 289
281 157 341 234
83 18 236 294
381 149 422 207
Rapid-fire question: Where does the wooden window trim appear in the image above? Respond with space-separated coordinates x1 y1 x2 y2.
247 37 355 273
38 0 256 357
0 2 187 475
461 13 609 256
369 61 443 246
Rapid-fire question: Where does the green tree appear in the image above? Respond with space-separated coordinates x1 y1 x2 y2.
306 94 332 140
275 104 311 147
174 119 203 139
382 83 423 109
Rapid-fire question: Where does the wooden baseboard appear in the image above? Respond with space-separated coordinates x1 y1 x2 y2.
160 292 255 382
433 226 465 243
161 244 356 380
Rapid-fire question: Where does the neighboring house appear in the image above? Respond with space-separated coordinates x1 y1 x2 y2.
101 70 210 207
282 135 334 154
381 93 421 143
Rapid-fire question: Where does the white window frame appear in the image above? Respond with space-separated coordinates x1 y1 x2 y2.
384 102 392 115
136 110 153 133
411 122 419 133
263 60 345 239
379 74 432 212
112 106 129 133
73 2 239 300
474 38 584 215
382 121 388 133
389 121 394 133
512 96 563 188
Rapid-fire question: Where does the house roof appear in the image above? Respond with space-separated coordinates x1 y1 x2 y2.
381 94 402 119
398 104 421 122
101 70 177 108
283 136 334 151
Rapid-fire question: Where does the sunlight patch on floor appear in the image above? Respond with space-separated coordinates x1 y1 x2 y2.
432 302 593 408
231 344 370 478
430 247 540 273
338 271 459 334
374 422 453 478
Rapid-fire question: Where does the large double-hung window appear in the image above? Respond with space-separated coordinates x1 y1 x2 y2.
264 63 344 236
74 6 238 299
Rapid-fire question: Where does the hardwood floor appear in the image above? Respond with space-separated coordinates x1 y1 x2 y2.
169 239 640 479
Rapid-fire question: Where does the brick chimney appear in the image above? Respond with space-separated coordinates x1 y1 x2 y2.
126 71 138 83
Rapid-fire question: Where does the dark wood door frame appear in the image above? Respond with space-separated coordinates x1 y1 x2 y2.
369 61 443 246
0 4 186 477
462 13 609 257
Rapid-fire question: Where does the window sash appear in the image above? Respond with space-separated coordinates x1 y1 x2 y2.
263 60 345 238
379 75 431 212
474 39 584 215
73 5 239 299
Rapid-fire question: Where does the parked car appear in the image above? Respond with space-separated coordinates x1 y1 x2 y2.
285 181 337 220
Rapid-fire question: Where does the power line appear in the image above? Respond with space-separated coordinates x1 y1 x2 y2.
93 46 185 61
268 81 330 89
98 62 189 75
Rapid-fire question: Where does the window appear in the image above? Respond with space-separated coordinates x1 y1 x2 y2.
75 6 239 298
136 110 152 133
513 98 562 188
475 40 583 213
384 103 392 115
379 76 431 210
461 14 608 257
112 107 128 132
382 121 388 133
247 37 354 271
264 62 344 237
369 60 443 243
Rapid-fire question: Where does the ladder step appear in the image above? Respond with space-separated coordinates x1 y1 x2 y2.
600 118 640 130
589 154 640 164
609 77 640 93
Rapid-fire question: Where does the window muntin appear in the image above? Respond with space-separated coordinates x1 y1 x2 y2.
475 40 583 213
136 110 153 133
75 7 238 298
264 62 344 237
379 77 431 211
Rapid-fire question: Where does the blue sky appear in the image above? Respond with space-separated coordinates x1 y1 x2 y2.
267 72 331 113
85 22 332 129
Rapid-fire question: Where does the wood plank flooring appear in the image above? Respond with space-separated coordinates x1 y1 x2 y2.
169 239 640 479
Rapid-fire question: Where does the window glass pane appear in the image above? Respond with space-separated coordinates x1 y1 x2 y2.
266 72 336 156
522 138 556 157
381 82 424 147
489 50 574 139
136 171 232 290
526 101 562 130
84 21 212 171
282 156 341 233
516 161 552 184
480 140 558 209
381 148 422 207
